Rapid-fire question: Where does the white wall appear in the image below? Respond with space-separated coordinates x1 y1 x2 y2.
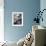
0 0 4 43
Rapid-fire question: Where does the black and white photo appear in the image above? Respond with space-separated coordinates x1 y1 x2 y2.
12 12 23 26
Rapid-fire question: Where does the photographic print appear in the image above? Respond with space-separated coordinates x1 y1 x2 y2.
12 12 23 26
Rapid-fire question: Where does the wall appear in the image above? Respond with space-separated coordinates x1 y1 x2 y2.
4 0 40 42
40 0 46 27
0 1 4 42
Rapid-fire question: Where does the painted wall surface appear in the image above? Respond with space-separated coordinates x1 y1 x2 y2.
4 0 40 42
40 0 46 27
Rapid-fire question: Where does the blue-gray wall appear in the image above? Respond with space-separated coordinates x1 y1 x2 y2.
4 0 40 42
40 0 46 27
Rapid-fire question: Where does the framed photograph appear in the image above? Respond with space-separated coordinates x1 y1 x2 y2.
12 12 23 26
